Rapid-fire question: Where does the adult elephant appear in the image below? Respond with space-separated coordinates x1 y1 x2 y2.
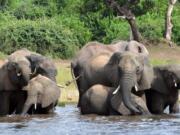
79 51 153 114
8 48 57 82
145 64 180 114
0 57 31 116
81 84 150 115
71 40 149 101
0 57 31 91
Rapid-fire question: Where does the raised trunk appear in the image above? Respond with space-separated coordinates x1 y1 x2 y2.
164 0 177 45
120 73 140 114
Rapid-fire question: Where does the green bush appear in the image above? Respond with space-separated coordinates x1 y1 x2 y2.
0 17 92 58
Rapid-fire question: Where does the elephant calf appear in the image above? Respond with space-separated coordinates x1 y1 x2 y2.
22 75 61 114
145 64 180 114
80 84 150 115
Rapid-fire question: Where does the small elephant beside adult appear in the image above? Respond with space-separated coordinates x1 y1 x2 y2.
0 48 58 115
145 64 180 114
80 84 150 115
78 51 153 114
71 40 149 93
21 75 61 115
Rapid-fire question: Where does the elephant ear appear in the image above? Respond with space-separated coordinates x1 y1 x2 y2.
107 52 122 65
26 54 43 72
126 40 149 56
136 55 153 91
41 86 60 108
151 67 173 94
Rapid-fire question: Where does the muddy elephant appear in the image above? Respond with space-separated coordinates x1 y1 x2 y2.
78 51 153 114
71 40 149 93
145 64 180 114
21 75 61 115
8 48 57 82
80 84 150 115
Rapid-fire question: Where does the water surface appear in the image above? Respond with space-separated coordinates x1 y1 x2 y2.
0 104 180 135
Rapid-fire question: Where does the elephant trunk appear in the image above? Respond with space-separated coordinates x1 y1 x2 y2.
120 73 140 114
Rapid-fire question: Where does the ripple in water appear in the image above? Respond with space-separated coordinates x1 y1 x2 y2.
0 104 180 135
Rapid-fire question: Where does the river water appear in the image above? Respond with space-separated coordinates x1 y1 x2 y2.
0 104 180 135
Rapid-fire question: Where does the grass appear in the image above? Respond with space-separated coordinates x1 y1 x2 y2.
55 61 78 105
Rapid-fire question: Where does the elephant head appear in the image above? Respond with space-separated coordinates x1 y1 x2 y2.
109 52 153 114
125 40 149 56
26 54 57 82
152 64 180 94
22 75 60 114
6 57 31 88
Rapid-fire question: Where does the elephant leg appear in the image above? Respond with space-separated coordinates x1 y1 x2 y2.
0 92 10 115
146 90 164 114
169 101 179 113
78 78 89 107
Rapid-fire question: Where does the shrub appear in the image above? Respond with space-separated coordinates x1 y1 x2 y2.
0 17 92 58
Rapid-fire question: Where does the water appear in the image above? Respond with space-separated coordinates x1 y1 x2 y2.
0 104 180 135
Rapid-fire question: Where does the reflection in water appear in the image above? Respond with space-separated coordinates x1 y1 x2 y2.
0 104 180 135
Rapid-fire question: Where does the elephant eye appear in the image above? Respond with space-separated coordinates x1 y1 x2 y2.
136 66 141 74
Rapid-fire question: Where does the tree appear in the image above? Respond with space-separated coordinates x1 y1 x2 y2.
81 0 155 43
105 0 142 41
164 0 177 46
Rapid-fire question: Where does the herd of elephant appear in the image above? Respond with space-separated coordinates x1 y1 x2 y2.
0 49 60 116
71 40 180 115
0 40 179 117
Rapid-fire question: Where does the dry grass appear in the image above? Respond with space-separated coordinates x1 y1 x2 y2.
55 61 79 105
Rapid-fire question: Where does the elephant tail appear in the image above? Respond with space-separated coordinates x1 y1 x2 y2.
68 62 81 89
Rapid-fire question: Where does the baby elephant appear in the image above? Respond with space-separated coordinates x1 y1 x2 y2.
22 75 61 114
80 84 150 115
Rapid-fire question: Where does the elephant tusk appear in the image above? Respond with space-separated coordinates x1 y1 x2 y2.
174 80 177 88
30 68 37 76
113 85 120 95
135 85 138 91
34 103 37 110
17 72 21 76
57 84 66 88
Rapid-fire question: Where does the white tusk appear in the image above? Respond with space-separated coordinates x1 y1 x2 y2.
17 72 21 76
174 80 177 88
135 85 138 91
34 103 37 110
113 85 120 95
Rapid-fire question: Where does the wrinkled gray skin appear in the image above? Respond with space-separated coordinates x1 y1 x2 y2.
8 48 57 82
81 84 150 115
22 75 60 115
71 40 149 107
145 64 180 114
79 51 153 114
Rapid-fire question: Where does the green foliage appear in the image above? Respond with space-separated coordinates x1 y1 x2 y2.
0 0 179 58
0 16 91 58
